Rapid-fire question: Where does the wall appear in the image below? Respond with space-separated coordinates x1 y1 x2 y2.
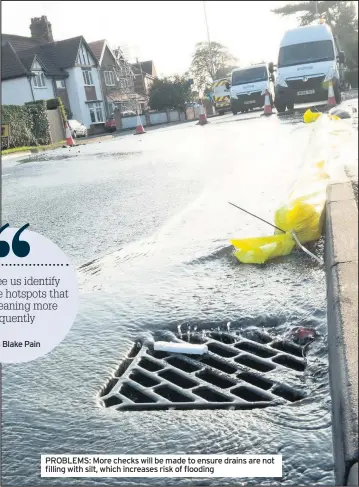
65 67 104 128
122 115 146 129
119 110 186 130
1 77 33 105
169 110 179 122
185 106 200 120
47 108 65 143
149 112 167 125
65 67 83 123
32 74 55 101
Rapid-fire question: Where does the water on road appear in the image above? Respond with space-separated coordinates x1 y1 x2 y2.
2 112 334 486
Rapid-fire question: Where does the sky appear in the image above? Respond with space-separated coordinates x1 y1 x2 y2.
1 1 358 77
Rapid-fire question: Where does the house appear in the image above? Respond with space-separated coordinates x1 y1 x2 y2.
131 60 157 111
88 40 141 116
1 16 105 129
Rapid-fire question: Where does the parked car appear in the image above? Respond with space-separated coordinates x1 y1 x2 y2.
105 115 116 133
68 119 87 138
121 110 137 117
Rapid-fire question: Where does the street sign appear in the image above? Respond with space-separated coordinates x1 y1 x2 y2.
1 124 9 137
1 124 10 149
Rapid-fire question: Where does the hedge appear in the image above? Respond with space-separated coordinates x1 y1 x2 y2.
1 105 36 150
25 100 52 145
1 101 51 150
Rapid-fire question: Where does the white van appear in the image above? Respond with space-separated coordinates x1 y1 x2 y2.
271 22 345 113
228 64 274 115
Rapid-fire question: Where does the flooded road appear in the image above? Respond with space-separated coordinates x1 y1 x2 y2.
2 111 334 485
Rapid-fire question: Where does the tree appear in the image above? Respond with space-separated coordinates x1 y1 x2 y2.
149 75 192 111
272 1 358 68
190 42 237 92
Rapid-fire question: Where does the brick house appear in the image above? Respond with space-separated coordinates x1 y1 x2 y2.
88 40 142 117
131 60 157 111
1 16 105 129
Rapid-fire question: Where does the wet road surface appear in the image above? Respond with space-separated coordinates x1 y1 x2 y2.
2 109 335 485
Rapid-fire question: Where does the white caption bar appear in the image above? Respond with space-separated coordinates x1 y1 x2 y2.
41 455 282 478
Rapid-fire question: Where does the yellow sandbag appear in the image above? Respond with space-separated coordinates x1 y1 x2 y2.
304 109 321 123
274 152 330 244
274 198 325 243
231 233 295 264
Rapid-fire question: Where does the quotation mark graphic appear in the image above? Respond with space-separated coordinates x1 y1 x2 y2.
0 224 31 258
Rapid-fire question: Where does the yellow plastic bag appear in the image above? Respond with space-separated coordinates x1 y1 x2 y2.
304 109 321 123
273 152 330 244
274 197 325 243
231 233 295 264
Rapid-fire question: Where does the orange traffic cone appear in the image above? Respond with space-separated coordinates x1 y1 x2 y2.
327 80 336 106
197 104 208 125
134 114 146 135
65 122 75 146
263 89 273 115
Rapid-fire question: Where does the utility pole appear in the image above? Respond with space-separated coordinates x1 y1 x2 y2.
315 1 319 19
203 1 215 80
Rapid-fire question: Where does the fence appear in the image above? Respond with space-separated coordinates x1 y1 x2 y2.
185 106 201 121
122 114 147 130
117 109 191 131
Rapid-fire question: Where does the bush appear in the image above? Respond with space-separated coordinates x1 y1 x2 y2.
1 105 36 150
25 100 51 145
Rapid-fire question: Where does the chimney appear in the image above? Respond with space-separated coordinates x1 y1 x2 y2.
30 16 53 43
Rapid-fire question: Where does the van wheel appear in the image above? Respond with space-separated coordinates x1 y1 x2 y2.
275 102 286 113
232 110 237 115
287 102 294 110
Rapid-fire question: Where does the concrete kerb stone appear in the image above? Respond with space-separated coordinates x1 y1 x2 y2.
347 463 358 486
325 179 358 486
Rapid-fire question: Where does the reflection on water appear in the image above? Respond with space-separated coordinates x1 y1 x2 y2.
2 117 334 486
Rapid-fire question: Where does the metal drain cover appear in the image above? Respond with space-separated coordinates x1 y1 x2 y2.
99 331 307 411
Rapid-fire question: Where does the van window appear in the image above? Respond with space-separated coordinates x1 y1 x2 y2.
231 67 268 86
278 40 334 68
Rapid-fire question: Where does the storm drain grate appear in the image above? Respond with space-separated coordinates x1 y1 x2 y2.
99 331 307 411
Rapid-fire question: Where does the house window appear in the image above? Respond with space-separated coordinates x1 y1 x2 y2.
77 44 91 66
33 71 46 88
88 102 104 123
104 71 115 86
56 80 66 89
83 69 94 85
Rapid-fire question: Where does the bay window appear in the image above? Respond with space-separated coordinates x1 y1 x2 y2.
104 71 115 86
88 102 104 123
83 69 94 86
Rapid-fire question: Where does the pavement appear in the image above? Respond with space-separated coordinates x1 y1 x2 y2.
324 102 358 486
